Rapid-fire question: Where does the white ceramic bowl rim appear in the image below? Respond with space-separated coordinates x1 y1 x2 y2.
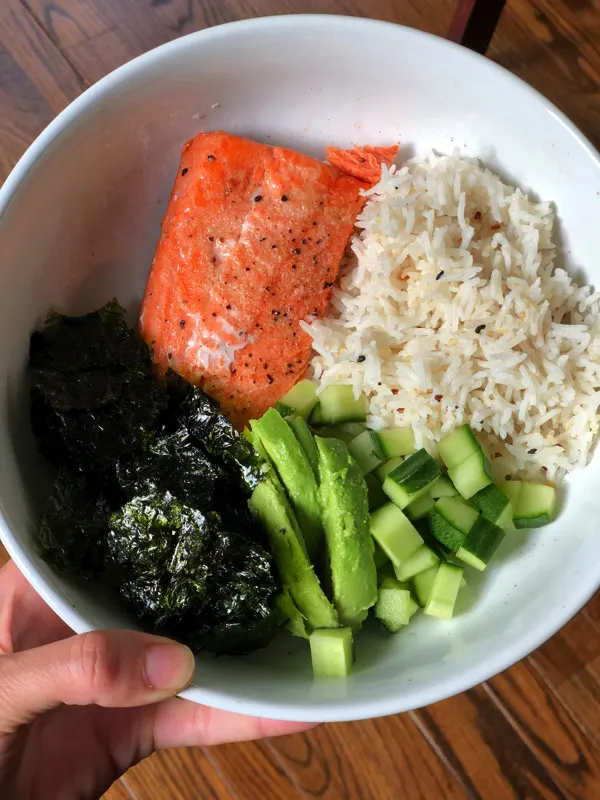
0 15 599 722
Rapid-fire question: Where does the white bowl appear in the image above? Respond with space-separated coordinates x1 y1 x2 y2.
0 15 599 723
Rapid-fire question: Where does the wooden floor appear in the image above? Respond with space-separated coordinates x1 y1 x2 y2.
1 1 599 798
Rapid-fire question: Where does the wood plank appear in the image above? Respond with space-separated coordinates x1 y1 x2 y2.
486 660 600 798
206 738 307 799
414 687 568 799
0 0 82 179
122 748 235 800
23 0 455 86
529 611 600 744
102 779 136 800
488 0 600 147
267 714 469 799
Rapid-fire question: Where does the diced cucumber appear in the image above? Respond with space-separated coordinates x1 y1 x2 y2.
430 474 459 499
316 422 366 445
406 492 434 521
472 484 512 529
348 430 385 474
377 428 416 458
310 628 354 677
339 422 369 439
382 449 442 510
277 379 319 419
412 565 439 607
373 540 391 571
275 403 295 418
395 544 440 582
369 502 424 567
318 385 367 424
498 480 523 509
424 563 464 620
287 416 319 479
365 473 387 511
375 578 418 633
309 403 325 425
429 496 479 552
456 516 505 571
512 481 556 529
438 425 481 469
448 449 492 499
375 456 405 483
434 496 479 534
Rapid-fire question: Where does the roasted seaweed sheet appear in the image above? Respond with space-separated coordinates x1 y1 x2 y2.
31 302 278 655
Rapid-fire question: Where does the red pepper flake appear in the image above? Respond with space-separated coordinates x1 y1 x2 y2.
435 394 443 402
491 223 502 231
397 407 405 413
391 388 399 395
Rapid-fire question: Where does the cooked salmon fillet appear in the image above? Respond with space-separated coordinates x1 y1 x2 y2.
139 132 396 425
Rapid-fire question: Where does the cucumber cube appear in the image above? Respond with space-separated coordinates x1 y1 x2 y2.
456 516 506 571
437 425 481 469
424 563 464 620
375 577 417 632
309 403 325 425
318 385 367 424
278 379 319 418
429 496 479 552
512 481 556 529
448 450 493 499
365 473 388 511
310 628 354 677
430 474 459 499
395 544 440 582
382 449 441 509
377 428 416 458
498 480 523 509
406 492 434 521
369 503 424 567
375 456 405 483
348 430 385 473
412 565 439 607
472 484 512 529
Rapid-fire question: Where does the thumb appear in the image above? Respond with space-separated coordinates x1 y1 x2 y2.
0 630 195 729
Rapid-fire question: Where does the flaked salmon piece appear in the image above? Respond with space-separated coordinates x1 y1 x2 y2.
139 132 397 426
326 145 399 184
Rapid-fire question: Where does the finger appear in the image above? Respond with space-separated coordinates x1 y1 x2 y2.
151 696 319 750
0 629 195 729
0 561 71 653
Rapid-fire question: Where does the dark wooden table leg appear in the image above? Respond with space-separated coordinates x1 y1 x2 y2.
448 0 508 54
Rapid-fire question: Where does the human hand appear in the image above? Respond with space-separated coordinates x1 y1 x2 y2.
0 560 315 799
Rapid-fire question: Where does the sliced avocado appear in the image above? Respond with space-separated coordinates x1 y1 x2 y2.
275 591 311 639
287 415 319 480
315 436 378 628
252 408 322 558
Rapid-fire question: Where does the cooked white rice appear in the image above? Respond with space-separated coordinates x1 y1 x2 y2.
304 152 600 482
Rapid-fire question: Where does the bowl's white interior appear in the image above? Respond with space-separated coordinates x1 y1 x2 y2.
0 16 599 722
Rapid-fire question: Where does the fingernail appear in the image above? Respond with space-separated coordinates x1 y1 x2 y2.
144 643 195 692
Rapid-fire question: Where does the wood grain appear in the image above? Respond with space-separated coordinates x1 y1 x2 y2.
121 748 235 799
0 1 599 800
0 0 82 178
267 715 469 799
